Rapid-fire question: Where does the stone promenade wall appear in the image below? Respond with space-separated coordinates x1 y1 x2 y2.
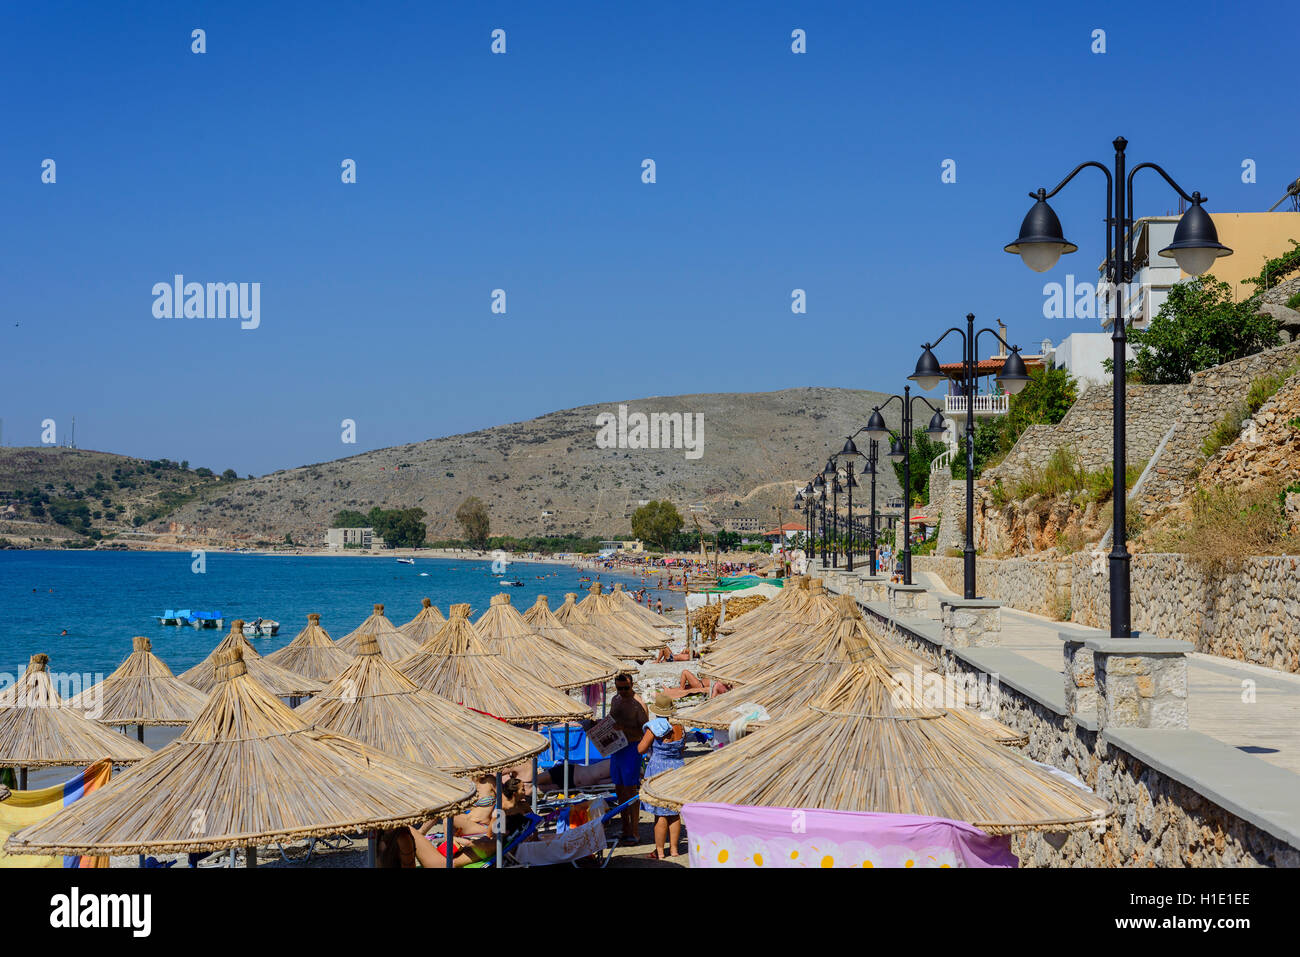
854 600 1297 867
915 552 1300 674
916 553 1068 619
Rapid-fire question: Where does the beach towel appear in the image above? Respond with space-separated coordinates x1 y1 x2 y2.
681 803 1018 868
0 759 115 868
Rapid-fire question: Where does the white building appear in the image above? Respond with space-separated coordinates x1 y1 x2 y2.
1044 333 1133 389
1096 216 1183 332
325 527 383 549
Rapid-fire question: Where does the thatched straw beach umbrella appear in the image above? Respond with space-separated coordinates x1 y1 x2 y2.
3 645 475 863
264 614 352 683
399 598 447 642
714 575 809 637
608 582 675 630
180 620 323 700
681 597 1025 746
701 579 840 684
552 592 652 662
579 584 666 651
641 655 1106 833
337 604 419 661
522 595 628 675
397 605 592 726
475 594 616 691
297 633 548 774
0 654 152 787
65 637 208 740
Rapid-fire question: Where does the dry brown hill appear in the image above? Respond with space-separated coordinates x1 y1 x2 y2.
164 387 904 545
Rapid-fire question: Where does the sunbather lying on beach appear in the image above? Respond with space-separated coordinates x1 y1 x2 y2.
655 644 698 663
660 669 729 699
412 777 532 867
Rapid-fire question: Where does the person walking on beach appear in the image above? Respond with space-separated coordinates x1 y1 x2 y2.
608 674 647 844
638 692 687 859
655 598 663 615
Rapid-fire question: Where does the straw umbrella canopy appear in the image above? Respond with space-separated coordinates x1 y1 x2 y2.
475 594 616 691
65 637 208 733
396 604 592 726
522 595 629 675
3 645 475 858
641 655 1108 833
336 604 419 661
701 579 841 684
0 654 153 771
580 584 667 650
263 614 352 683
553 592 653 662
681 598 1025 746
399 598 447 642
296 633 548 775
179 620 323 699
715 575 809 637
607 582 675 630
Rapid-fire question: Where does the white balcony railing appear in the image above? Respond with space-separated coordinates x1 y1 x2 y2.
931 448 956 474
943 393 1009 417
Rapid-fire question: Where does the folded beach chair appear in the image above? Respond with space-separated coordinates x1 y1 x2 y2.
510 794 640 869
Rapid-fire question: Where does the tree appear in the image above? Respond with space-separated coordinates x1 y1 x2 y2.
456 497 491 549
222 469 238 481
332 509 369 528
630 500 684 550
889 430 943 505
1113 277 1280 384
369 506 427 548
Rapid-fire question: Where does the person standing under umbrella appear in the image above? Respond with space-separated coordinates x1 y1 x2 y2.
637 692 686 860
608 674 646 845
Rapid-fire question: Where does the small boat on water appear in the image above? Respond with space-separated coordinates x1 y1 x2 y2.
396 558 415 565
157 610 224 629
244 619 280 637
499 579 524 587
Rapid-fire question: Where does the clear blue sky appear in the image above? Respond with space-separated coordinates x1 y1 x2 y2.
3 0 1296 475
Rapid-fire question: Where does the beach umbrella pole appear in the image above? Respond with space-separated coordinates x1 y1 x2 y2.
245 845 256 867
136 724 144 743
494 771 504 867
445 815 454 868
18 767 26 789
367 832 376 867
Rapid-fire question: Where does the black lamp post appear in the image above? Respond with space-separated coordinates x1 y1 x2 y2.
912 313 1029 600
863 387 948 585
821 458 839 568
813 474 827 568
837 435 868 572
1005 136 1231 637
865 439 879 575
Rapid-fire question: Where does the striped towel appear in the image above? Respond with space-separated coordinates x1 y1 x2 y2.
0 759 115 868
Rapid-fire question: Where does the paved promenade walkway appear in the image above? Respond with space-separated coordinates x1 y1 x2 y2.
909 569 1300 776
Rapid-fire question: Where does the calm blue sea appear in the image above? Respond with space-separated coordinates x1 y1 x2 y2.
0 551 673 682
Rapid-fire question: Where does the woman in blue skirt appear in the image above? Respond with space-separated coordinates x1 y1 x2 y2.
637 691 687 859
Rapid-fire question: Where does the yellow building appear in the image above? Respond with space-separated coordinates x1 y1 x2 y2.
1203 212 1300 300
1100 210 1300 330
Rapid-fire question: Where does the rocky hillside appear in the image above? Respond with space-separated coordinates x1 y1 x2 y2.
155 387 903 546
0 449 238 547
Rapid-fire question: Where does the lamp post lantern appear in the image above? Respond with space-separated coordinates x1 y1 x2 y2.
868 388 947 585
912 313 1028 599
1005 137 1230 636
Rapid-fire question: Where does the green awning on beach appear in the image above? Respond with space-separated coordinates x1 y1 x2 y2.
705 576 784 593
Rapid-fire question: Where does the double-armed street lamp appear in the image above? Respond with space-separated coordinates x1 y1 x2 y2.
911 313 1030 599
862 388 948 585
835 433 881 574
1003 136 1231 637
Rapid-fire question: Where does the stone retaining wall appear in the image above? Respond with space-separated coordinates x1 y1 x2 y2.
1135 340 1300 518
988 382 1187 482
916 552 1300 674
